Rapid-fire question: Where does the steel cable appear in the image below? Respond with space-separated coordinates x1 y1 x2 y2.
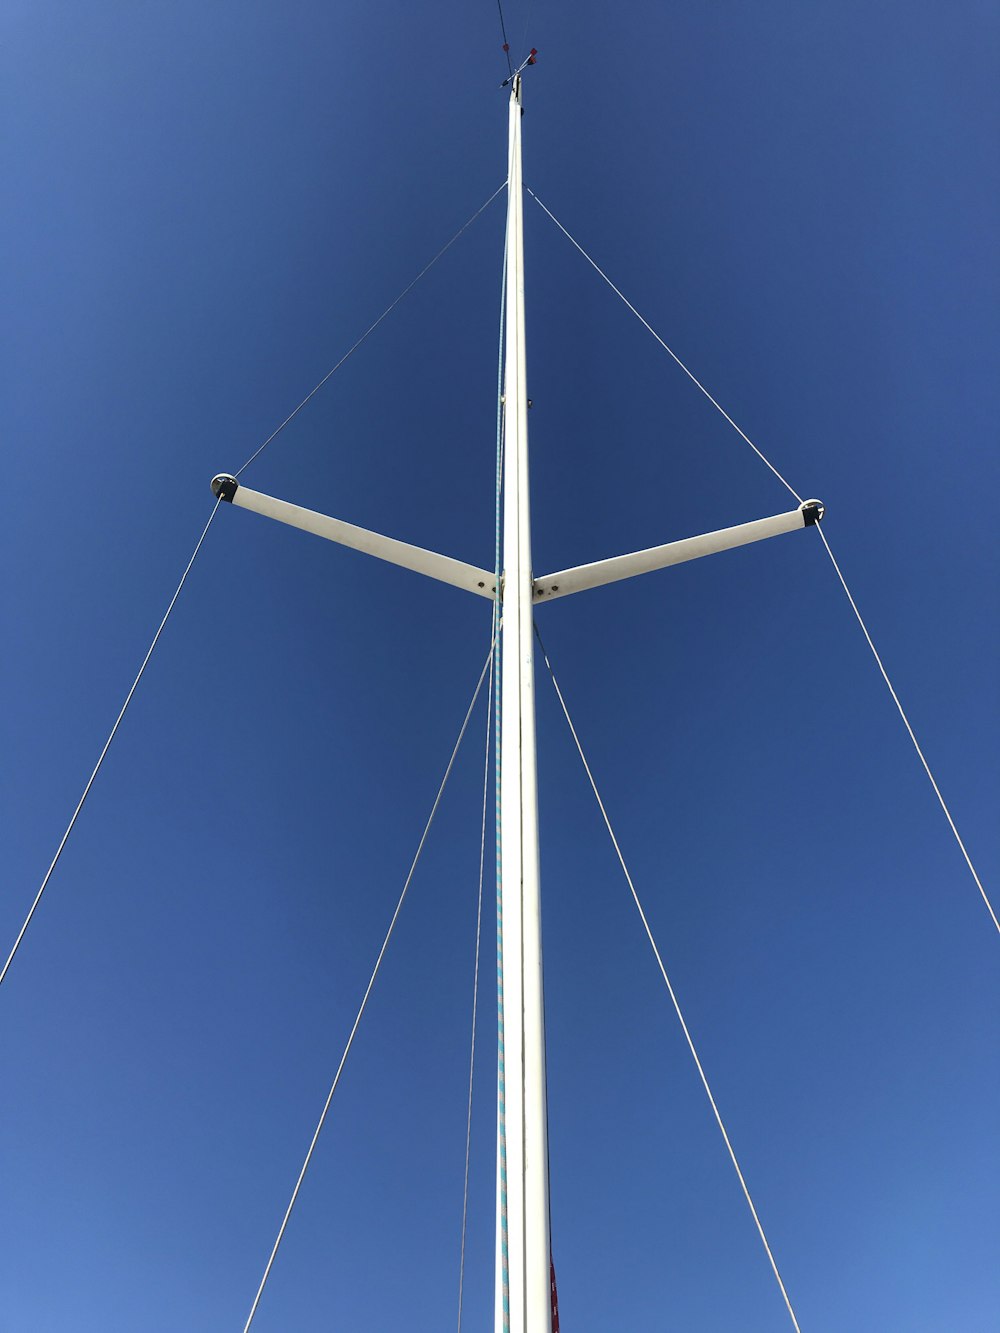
814 523 998 936
243 641 495 1332
1 499 223 991
236 183 507 479
525 187 804 504
527 185 994 943
535 626 803 1333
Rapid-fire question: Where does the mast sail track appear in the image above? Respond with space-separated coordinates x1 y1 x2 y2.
210 475 496 598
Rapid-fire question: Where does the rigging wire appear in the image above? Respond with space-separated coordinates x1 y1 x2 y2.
814 524 999 937
496 0 515 80
242 641 496 1333
518 0 533 65
235 182 507 480
524 188 804 506
526 186 995 942
0 499 223 992
457 639 495 1333
534 626 803 1333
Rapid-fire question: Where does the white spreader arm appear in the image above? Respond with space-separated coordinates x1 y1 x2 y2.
211 475 497 599
532 501 824 602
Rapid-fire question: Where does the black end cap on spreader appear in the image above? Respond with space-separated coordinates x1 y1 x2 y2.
800 499 825 525
211 473 239 503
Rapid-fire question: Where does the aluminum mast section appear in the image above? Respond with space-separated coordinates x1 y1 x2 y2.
208 74 825 1333
497 75 551 1333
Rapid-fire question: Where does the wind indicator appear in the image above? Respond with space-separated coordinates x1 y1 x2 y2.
502 48 538 88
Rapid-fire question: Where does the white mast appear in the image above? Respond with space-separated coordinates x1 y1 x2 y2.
208 73 822 1331
496 73 552 1333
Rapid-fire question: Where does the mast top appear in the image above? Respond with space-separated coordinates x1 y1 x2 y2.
501 48 537 92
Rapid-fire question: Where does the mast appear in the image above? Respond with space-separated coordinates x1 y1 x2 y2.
206 68 822 1333
497 74 552 1333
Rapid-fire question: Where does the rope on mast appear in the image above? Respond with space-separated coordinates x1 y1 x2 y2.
814 523 999 937
242 641 496 1333
534 626 804 1333
457 641 495 1333
0 499 223 992
235 182 507 480
524 188 804 505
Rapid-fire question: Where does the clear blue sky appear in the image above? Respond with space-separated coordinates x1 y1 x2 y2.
4 2 998 1329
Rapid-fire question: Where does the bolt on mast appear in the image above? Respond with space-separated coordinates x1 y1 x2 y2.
496 73 552 1333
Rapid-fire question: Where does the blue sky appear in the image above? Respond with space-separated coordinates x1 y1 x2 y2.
4 2 998 1329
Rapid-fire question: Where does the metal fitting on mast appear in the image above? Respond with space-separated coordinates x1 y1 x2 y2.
501 49 538 89
211 473 239 502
